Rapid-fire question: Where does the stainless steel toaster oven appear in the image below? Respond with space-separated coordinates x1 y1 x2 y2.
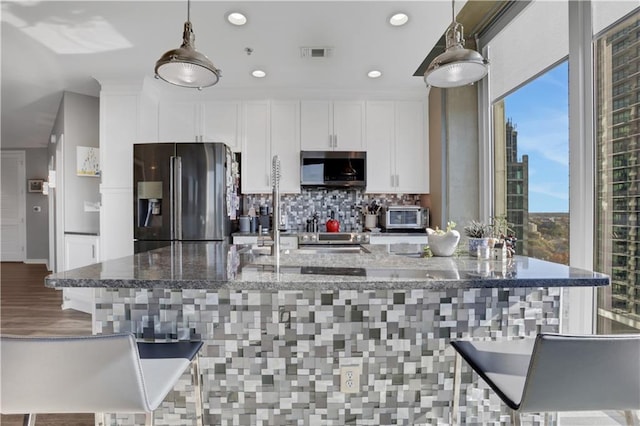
380 206 429 230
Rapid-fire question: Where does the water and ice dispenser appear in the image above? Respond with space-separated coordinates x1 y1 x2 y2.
137 181 163 228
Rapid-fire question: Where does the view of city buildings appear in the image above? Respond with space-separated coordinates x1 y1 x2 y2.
495 109 569 264
595 11 640 333
505 119 529 256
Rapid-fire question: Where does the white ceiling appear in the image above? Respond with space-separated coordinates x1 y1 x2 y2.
1 0 463 149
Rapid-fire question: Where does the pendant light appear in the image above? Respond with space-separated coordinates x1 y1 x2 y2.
154 0 221 89
424 0 488 88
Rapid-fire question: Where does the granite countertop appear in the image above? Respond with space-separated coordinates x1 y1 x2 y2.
45 242 610 290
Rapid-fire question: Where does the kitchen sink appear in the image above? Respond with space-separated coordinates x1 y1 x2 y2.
290 245 370 255
239 246 273 256
239 245 370 256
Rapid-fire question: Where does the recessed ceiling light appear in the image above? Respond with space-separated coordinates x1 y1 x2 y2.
368 70 382 79
252 70 266 78
227 12 247 26
389 13 409 27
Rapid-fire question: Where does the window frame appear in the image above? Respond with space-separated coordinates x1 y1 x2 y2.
478 1 596 334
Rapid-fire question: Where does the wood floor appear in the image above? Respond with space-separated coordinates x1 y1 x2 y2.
1 262 95 426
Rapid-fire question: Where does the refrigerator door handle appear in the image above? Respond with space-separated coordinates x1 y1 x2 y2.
174 156 183 240
170 156 176 239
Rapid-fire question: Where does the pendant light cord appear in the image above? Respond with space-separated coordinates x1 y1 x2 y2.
187 0 191 22
451 0 455 23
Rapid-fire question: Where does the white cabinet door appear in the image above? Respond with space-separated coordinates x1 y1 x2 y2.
365 101 395 192
158 101 199 142
270 101 301 193
64 235 98 270
63 234 99 314
332 101 365 151
395 101 428 193
242 101 271 193
365 101 428 194
300 101 364 151
300 100 333 150
201 101 241 152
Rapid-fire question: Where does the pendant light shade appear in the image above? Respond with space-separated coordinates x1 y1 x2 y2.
154 1 221 89
424 2 488 88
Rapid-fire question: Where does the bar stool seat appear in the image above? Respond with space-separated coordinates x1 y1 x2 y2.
0 333 204 426
450 333 640 425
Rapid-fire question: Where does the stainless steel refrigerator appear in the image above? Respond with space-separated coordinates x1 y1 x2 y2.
133 143 237 253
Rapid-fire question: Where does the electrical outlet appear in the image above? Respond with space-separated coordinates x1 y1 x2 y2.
340 365 361 393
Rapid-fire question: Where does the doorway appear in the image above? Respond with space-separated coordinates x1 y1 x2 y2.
1 151 26 261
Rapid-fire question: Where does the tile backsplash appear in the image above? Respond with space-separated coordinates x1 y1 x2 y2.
242 189 422 232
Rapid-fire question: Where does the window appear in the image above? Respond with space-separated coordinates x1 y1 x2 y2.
493 62 569 263
596 10 640 333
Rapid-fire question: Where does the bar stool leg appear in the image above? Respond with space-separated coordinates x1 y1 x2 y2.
510 410 521 426
625 410 639 426
192 353 204 426
22 414 36 426
145 412 154 426
452 352 462 425
543 412 553 425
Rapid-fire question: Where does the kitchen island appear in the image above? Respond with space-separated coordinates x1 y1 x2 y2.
47 242 608 426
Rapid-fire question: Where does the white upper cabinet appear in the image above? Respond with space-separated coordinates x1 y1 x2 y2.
365 100 428 194
301 100 364 151
242 101 300 194
365 101 396 192
242 101 270 193
395 101 428 193
158 101 198 143
270 101 301 193
158 100 241 151
201 101 241 151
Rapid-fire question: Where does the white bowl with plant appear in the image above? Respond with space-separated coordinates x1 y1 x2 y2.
426 221 460 256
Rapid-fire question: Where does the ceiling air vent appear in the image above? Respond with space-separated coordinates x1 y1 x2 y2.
300 47 333 58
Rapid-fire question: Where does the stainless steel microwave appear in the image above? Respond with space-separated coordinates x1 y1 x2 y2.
300 151 366 188
380 206 429 230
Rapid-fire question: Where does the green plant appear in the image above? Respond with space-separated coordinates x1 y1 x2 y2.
464 220 491 238
491 216 514 238
432 221 457 235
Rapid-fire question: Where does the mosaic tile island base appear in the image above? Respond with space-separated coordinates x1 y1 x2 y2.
46 242 609 426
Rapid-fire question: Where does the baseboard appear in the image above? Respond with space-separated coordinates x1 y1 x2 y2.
24 258 48 265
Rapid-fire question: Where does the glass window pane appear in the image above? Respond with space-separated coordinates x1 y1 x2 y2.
595 11 640 333
493 62 570 265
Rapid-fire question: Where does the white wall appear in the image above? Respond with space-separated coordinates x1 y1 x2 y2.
25 148 49 261
62 92 100 234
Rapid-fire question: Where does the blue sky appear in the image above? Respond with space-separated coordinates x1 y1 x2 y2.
504 61 569 213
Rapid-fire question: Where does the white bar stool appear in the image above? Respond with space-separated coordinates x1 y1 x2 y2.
0 333 204 426
451 333 640 425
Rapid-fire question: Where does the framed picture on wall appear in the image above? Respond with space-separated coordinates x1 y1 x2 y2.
28 179 44 193
76 146 100 176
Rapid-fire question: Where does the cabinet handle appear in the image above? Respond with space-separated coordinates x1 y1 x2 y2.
329 135 332 148
92 245 95 260
334 134 338 148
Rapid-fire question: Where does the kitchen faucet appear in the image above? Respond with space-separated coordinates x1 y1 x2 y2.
271 155 281 260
